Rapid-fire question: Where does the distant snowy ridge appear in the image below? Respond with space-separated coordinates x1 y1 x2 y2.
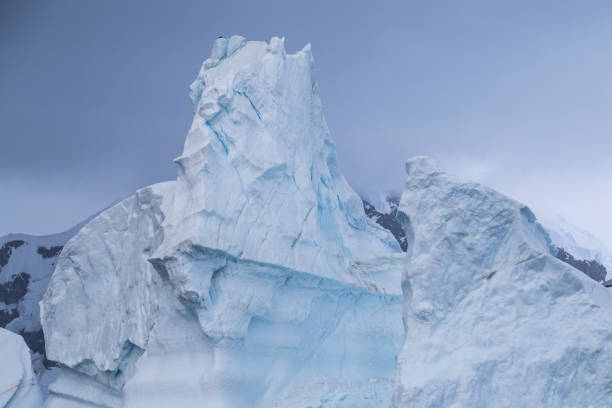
0 203 116 401
362 195 408 251
555 247 607 282
0 220 90 397
540 213 612 281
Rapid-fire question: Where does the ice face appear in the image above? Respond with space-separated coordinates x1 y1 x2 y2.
0 220 94 398
40 37 404 407
164 35 400 281
0 328 43 408
392 157 612 407
41 182 172 389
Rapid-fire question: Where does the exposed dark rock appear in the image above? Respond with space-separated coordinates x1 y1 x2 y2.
362 195 408 252
0 240 25 268
0 308 18 326
556 247 607 283
37 245 63 259
0 221 90 377
18 327 58 367
19 328 45 355
0 272 30 304
43 357 60 369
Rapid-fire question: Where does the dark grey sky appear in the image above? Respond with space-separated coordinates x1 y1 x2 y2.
2 1 611 248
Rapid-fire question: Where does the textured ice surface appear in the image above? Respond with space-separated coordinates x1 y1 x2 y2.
392 157 612 407
41 182 172 389
165 35 401 280
40 36 404 407
0 221 93 397
0 328 43 407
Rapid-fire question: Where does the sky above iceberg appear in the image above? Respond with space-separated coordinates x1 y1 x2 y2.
1 0 611 248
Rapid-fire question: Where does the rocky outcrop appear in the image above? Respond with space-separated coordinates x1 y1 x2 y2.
362 195 407 252
555 247 607 282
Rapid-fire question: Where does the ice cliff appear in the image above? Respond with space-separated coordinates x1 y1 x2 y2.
392 157 612 407
40 36 404 407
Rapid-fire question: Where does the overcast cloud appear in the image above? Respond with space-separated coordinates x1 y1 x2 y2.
1 0 611 248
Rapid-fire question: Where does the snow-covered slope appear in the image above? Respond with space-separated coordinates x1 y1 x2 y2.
41 36 404 407
540 214 612 280
0 327 43 408
392 157 612 407
0 221 90 395
362 194 407 251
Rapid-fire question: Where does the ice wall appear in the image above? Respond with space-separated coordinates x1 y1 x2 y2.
40 37 404 407
392 157 612 407
41 182 172 407
161 35 400 280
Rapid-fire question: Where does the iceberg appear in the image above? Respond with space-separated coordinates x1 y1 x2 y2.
40 36 404 407
0 327 43 408
392 157 612 407
36 35 612 408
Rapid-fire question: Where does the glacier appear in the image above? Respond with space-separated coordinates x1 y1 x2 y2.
391 157 612 407
40 36 405 407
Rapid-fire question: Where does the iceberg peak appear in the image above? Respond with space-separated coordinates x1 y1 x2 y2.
163 35 400 284
41 36 404 407
404 155 440 177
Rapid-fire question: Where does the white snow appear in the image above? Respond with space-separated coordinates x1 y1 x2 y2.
40 36 404 407
392 157 612 407
0 328 42 408
1 225 84 333
1 220 92 397
540 213 612 276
